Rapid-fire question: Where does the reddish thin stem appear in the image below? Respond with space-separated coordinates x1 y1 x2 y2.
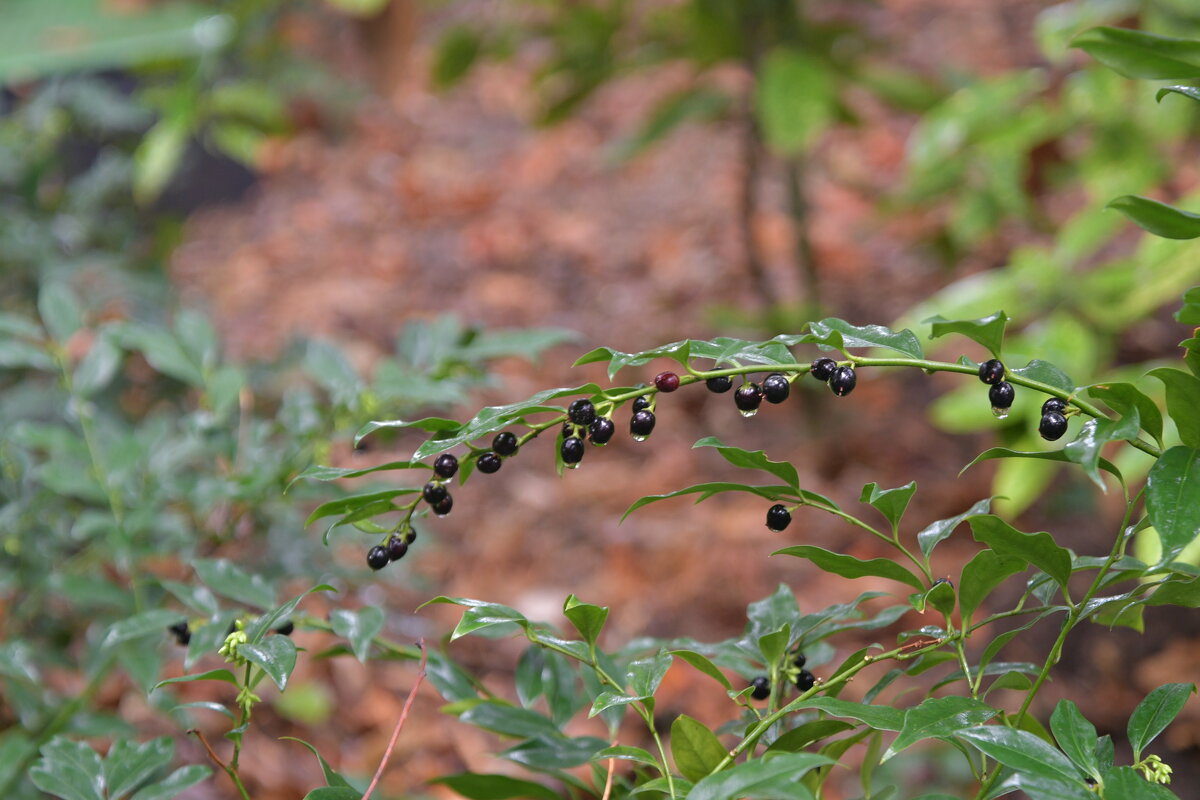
362 640 428 800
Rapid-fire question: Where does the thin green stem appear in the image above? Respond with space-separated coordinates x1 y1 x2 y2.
641 707 677 800
800 499 934 582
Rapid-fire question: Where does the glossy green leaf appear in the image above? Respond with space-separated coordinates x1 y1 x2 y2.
1098 766 1178 799
622 482 797 521
193 558 275 610
30 737 104 800
962 447 1123 487
573 340 693 377
774 545 925 591
1128 682 1196 760
245 584 334 644
103 738 173 798
1063 415 1141 491
501 734 608 769
693 436 800 488
459 701 561 739
925 311 1009 358
1158 85 1200 104
289 460 421 489
795 697 905 731
803 319 924 359
959 551 1027 622
596 745 659 766
1072 26 1200 78
956 726 1078 783
995 773 1095 800
1049 700 1099 779
859 481 917 534
1146 446 1200 561
422 597 530 639
1088 382 1164 447
127 765 211 800
756 47 834 156
689 752 831 800
884 697 1000 759
171 701 235 720
100 609 183 650
670 650 732 691
1011 359 1074 393
628 652 672 698
1150 369 1200 448
240 635 297 691
304 488 416 526
38 282 82 343
300 789 361 800
916 497 993 557
969 515 1072 588
430 773 560 800
671 714 726 782
1109 196 1200 240
767 720 855 752
153 669 239 690
329 607 384 663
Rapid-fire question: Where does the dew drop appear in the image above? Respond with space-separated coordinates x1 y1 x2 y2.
566 461 581 470
632 435 648 442
739 408 759 418
991 406 1009 419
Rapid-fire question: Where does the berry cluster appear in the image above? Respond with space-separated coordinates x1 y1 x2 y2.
977 359 1015 416
810 357 856 397
747 650 815 702
1039 397 1069 441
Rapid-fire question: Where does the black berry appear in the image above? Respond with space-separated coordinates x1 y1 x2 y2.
422 481 448 505
568 398 596 426
562 422 576 439
794 669 816 691
168 621 190 646
762 373 790 404
367 545 390 570
988 381 1015 409
275 620 295 636
1041 397 1067 415
766 504 792 532
829 366 856 397
1039 411 1068 441
810 357 837 382
492 431 519 456
750 676 770 701
386 535 409 561
633 395 652 412
706 375 733 393
561 436 585 464
654 371 680 392
433 453 459 479
978 359 1005 385
630 410 656 438
476 452 502 474
432 494 453 516
793 651 806 669
589 417 615 445
734 383 763 412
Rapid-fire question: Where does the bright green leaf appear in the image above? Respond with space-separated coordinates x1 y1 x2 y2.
240 635 297 691
916 497 993 558
1072 26 1200 79
562 595 608 647
969 515 1073 588
671 714 726 782
925 311 1009 357
1109 196 1200 240
859 481 917 534
956 726 1079 784
1127 682 1196 760
774 545 925 591
884 697 1000 759
802 319 924 359
1050 700 1100 779
329 607 384 663
1146 446 1200 561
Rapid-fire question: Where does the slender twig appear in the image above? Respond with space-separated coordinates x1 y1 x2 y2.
601 740 618 800
362 640 428 800
189 729 251 800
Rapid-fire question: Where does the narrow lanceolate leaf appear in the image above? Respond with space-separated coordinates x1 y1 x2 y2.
670 650 733 691
1149 368 1200 448
101 610 185 649
956 726 1079 784
1108 196 1200 240
621 483 797 521
1145 447 1200 561
153 669 240 690
802 319 924 359
916 497 993 558
1072 26 1200 78
693 436 800 488
1159 85 1200 104
884 697 1000 759
1063 414 1141 491
969 515 1072 589
193 558 276 610
1050 700 1100 780
240 635 298 691
794 697 905 731
429 773 561 800
288 460 422 490
128 765 210 800
687 753 832 800
774 546 925 591
1097 766 1178 800
924 311 1008 358
962 448 1123 487
1127 682 1196 760
304 488 417 526
1088 382 1164 448
420 597 530 639
29 737 104 800
1010 359 1074 393
671 714 727 783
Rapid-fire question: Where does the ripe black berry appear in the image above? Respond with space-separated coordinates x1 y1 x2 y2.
386 535 408 561
1041 397 1067 415
168 621 190 646
762 373 790 404
492 431 519 456
367 545 390 570
978 359 1005 385
1039 411 1068 441
275 620 295 636
734 383 762 412
706 375 733 393
810 357 837 382
568 398 596 426
750 676 770 701
654 371 680 392
422 481 448 505
630 410 656 439
632 395 652 412
561 436 585 464
793 651 806 669
794 669 816 691
829 366 856 397
476 452 502 474
766 504 792 532
988 381 1015 409
432 494 453 516
433 453 458 479
589 417 615 445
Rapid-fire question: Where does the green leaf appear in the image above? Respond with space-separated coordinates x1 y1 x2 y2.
688 752 831 800
1150 369 1200 448
925 311 1009 358
73 332 122 397
621 482 798 521
153 669 240 690
756 47 834 156
329 607 385 663
956 726 1079 783
300 789 361 800
794 697 905 731
562 595 608 647
962 447 1123 487
192 558 275 610
1146 447 1200 561
430 773 560 800
802 319 924 359
671 714 727 782
859 482 917 534
1108 196 1200 240
240 635 298 691
628 652 673 698
127 765 211 800
693 436 800 488
596 745 659 766
304 488 416 526
996 773 1095 800
916 497 993 558
500 734 608 769
101 609 183 649
1088 382 1164 448
1157 85 1200 104
573 341 693 378
884 697 1001 759
1063 415 1141 491
458 701 563 739
1050 700 1100 780
959 551 1027 623
670 650 732 691
421 597 531 639
38 282 82 343
767 721 855 753
774 545 925 591
30 737 104 800
1072 26 1200 79
1097 766 1178 799
1011 359 1075 393
1127 682 1196 760
431 25 481 90
103 738 173 798
110 322 203 385
969 515 1073 588
289 460 422 489
610 87 731 162
246 585 335 644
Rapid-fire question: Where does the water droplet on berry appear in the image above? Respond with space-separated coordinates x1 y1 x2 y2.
738 408 758 418
991 406 1009 419
565 461 581 470
632 434 648 442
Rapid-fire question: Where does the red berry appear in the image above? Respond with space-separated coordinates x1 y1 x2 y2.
654 371 680 392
